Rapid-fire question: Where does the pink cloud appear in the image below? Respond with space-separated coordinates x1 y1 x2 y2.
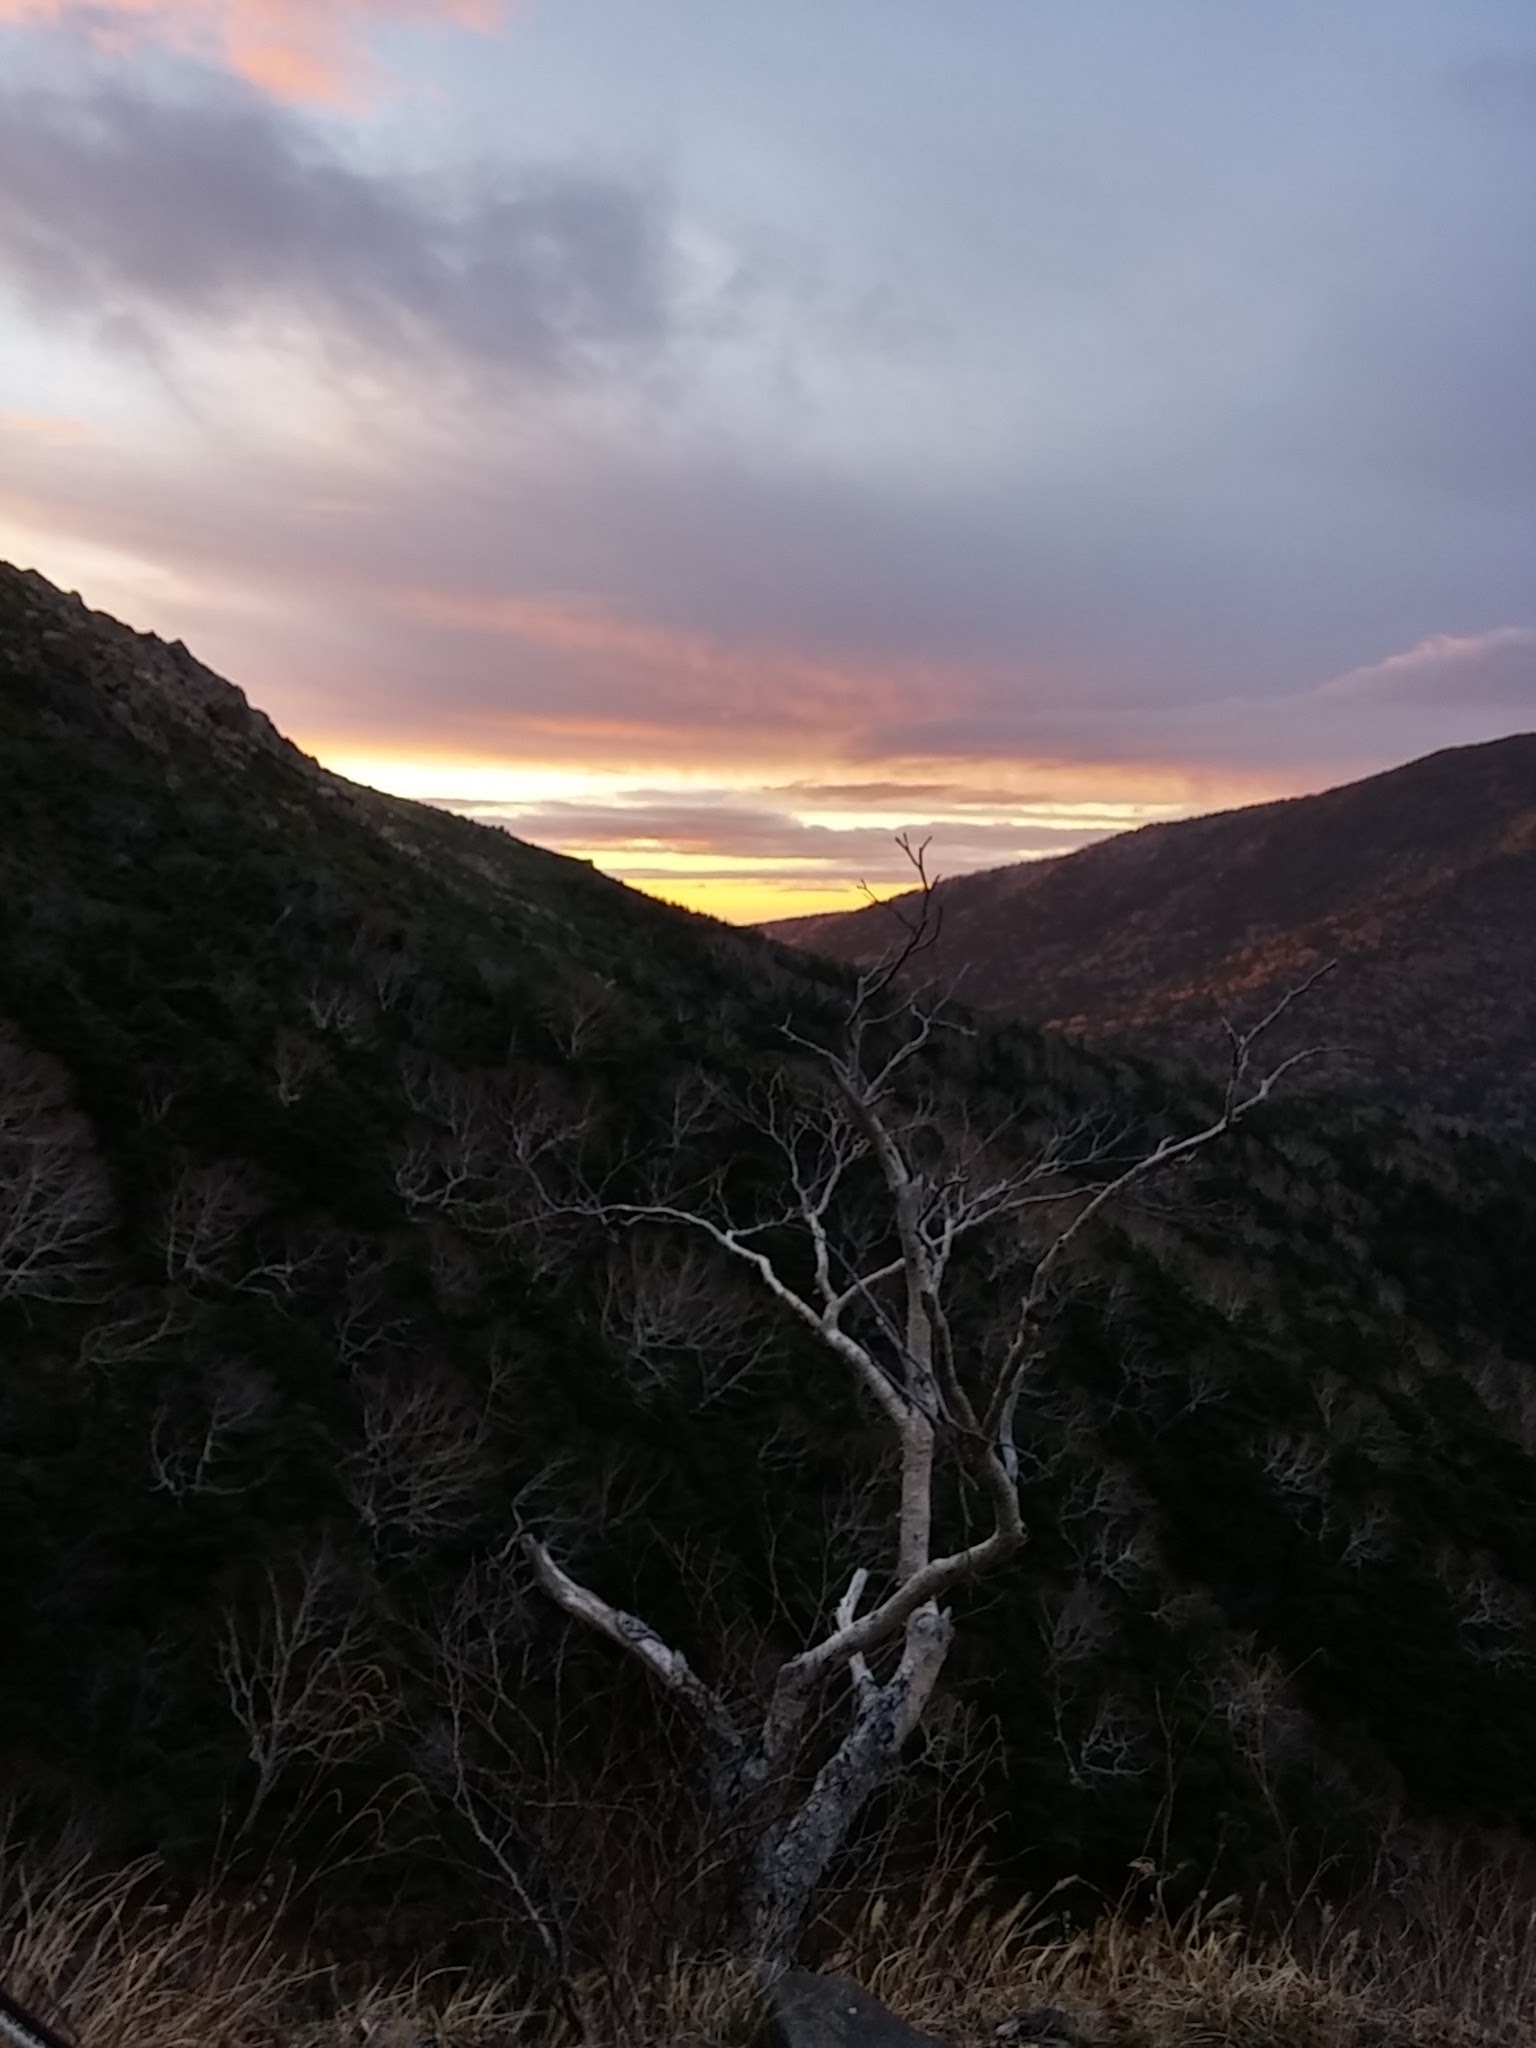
0 0 505 102
1315 628 1536 708
396 584 976 742
0 409 98 446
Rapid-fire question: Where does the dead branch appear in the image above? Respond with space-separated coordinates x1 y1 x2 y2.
427 840 1334 1961
0 1030 115 1303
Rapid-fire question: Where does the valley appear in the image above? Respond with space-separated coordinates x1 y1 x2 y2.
3 564 1536 2044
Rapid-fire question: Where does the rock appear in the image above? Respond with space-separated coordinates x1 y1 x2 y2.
993 2008 1080 2046
0 1985 77 2048
767 1971 948 2048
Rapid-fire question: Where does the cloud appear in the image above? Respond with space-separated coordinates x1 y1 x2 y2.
393 584 970 740
4 5 1536 923
451 795 1102 864
854 628 1536 789
0 408 97 445
1316 629 1536 709
0 82 673 380
1454 53 1536 127
439 793 1123 909
0 0 504 103
6 384 1529 821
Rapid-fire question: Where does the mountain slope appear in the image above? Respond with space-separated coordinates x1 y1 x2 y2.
6 562 1536 1991
768 736 1536 1138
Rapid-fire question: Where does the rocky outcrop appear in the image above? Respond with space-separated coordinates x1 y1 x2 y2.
767 1972 949 2048
0 563 298 772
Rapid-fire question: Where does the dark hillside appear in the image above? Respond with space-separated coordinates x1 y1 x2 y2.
768 736 1536 1141
5 562 1536 1992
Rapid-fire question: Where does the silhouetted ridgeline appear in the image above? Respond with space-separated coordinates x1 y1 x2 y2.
4 559 1536 1999
769 735 1536 1144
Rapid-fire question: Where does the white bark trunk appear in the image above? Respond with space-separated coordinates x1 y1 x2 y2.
744 1602 953 1966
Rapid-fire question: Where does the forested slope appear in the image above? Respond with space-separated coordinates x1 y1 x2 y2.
768 735 1536 1142
4 562 1536 1990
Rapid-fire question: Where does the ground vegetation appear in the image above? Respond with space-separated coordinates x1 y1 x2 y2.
4 564 1536 2028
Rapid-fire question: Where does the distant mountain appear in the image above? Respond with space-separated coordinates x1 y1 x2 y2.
8 561 1536 1994
767 736 1536 1140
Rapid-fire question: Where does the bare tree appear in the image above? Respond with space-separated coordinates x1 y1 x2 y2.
271 1027 328 1107
598 1228 777 1407
403 845 1331 1964
77 1289 193 1370
416 1558 570 1979
149 1359 275 1498
342 1358 500 1544
218 1546 393 1837
155 1160 267 1288
0 1028 114 1303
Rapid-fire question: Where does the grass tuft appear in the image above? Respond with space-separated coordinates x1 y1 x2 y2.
0 1841 528 2048
6 1824 1536 2045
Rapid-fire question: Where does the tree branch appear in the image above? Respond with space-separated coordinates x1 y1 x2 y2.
522 1538 744 1761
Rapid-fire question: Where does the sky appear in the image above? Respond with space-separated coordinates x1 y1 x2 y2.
1 2 1534 921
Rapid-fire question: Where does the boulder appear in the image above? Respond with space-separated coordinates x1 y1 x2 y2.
993 2009 1080 2046
766 1971 948 2048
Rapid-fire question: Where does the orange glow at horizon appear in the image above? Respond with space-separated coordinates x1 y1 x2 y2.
313 741 1291 926
0 518 1323 929
621 875 911 925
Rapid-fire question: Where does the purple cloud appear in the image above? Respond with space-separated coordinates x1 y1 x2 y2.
0 81 673 376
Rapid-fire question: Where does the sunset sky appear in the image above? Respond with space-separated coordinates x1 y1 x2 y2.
2 2 1534 920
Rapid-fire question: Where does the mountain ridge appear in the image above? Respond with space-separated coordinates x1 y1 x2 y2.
766 733 1536 1139
7 560 1536 2005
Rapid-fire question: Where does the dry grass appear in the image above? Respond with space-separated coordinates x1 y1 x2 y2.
808 1833 1536 2048
7 1823 1536 2048
614 1828 1536 2047
0 1839 530 2048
